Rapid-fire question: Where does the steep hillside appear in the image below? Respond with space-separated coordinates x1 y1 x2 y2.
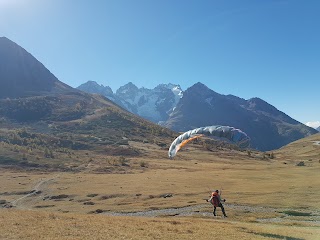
164 82 317 151
0 37 73 98
0 91 175 145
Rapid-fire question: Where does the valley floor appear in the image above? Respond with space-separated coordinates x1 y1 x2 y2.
1 145 320 239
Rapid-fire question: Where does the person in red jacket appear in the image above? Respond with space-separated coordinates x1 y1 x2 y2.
207 190 227 217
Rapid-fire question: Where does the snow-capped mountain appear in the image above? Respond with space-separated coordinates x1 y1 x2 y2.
77 81 318 151
117 83 183 122
77 81 183 123
77 81 127 109
305 121 320 131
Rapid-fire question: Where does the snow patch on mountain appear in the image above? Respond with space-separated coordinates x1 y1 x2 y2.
205 97 214 106
136 94 162 122
305 121 320 129
169 84 183 101
120 84 182 122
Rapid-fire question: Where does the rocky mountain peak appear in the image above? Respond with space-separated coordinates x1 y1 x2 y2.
182 82 220 103
189 82 210 91
77 81 113 96
116 82 138 94
188 82 218 95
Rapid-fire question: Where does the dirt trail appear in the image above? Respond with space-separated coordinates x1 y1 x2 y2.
103 203 320 225
11 174 61 209
103 203 278 217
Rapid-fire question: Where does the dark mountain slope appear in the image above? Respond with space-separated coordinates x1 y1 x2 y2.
0 37 73 98
165 82 317 151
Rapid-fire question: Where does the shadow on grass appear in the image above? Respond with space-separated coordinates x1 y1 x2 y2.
0 156 21 165
0 155 40 168
281 210 312 217
253 232 304 240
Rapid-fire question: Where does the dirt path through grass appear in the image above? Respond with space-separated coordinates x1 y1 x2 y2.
103 203 278 217
11 174 61 209
103 203 320 225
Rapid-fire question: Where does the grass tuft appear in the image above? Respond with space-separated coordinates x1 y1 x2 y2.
252 232 304 240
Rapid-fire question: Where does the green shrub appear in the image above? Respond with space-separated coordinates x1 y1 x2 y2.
139 161 148 168
119 156 128 166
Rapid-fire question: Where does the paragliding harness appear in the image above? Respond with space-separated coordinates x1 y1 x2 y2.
207 189 227 217
209 195 220 207
207 188 225 207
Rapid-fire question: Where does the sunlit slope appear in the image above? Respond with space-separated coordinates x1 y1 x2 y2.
275 132 320 160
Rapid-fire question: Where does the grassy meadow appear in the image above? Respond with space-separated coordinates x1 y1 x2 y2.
1 135 320 239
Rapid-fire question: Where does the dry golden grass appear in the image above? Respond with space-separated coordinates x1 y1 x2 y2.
1 138 320 239
0 209 319 240
275 133 320 161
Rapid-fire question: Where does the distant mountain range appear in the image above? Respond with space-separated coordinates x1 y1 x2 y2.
78 81 317 151
0 36 317 152
77 81 183 123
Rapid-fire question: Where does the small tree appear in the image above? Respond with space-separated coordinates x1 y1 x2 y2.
22 153 27 161
139 161 148 168
44 148 54 158
262 152 266 159
49 150 54 158
247 150 251 157
119 156 128 166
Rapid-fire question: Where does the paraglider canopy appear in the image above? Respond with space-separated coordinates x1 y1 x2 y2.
168 125 250 158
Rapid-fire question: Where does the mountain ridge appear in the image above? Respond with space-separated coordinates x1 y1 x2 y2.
164 82 317 151
77 80 317 151
77 81 183 123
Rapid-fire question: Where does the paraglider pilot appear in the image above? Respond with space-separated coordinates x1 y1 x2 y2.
207 190 227 217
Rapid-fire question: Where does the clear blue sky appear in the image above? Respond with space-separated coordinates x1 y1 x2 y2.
1 0 319 126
